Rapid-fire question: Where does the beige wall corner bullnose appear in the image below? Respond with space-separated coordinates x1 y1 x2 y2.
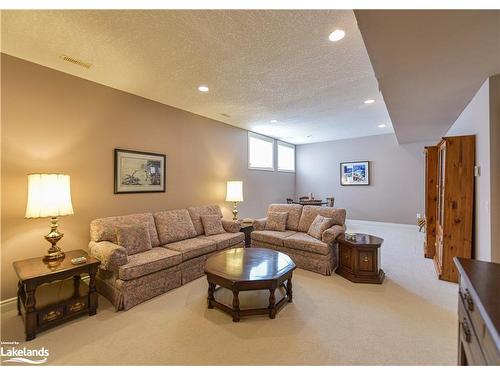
489 74 500 263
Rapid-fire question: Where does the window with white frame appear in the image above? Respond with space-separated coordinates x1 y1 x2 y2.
248 132 274 170
277 141 295 172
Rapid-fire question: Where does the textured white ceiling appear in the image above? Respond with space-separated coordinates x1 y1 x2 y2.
1 10 394 144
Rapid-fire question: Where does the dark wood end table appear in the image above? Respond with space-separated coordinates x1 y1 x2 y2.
204 247 296 322
336 233 385 284
239 222 254 247
13 249 100 341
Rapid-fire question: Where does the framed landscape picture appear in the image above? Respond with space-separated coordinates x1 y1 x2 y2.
114 149 166 193
340 161 370 186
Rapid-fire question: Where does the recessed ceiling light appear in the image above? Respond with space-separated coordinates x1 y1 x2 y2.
198 85 209 92
328 29 346 42
364 99 375 104
378 124 386 128
270 120 278 123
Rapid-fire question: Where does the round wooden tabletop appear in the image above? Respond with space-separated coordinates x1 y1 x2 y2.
204 247 296 282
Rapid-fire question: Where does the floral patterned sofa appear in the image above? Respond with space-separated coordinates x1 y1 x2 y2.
89 205 244 311
251 204 346 275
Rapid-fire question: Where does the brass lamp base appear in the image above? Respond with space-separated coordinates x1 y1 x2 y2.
43 217 65 263
232 202 239 221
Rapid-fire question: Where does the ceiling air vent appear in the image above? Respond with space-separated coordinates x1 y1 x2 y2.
59 54 92 69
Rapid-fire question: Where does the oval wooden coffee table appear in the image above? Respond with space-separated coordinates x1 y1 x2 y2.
204 247 296 322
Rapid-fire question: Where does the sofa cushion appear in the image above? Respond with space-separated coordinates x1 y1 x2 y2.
297 206 346 233
203 232 245 250
267 204 303 231
251 230 297 247
201 215 225 236
164 237 217 261
154 209 197 245
307 215 335 240
90 212 160 247
283 232 330 255
115 224 153 255
187 205 223 236
118 247 182 281
265 212 288 232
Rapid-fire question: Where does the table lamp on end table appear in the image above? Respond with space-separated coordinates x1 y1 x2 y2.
225 181 243 220
25 173 74 262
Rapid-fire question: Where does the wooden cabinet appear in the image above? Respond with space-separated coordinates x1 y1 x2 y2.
454 257 500 365
433 135 475 283
424 146 438 258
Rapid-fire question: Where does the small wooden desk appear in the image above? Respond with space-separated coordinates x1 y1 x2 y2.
13 249 100 341
292 200 328 206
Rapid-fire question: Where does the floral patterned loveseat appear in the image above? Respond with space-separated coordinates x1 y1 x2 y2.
251 204 346 275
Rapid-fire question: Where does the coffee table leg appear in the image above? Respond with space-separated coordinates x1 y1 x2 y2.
287 276 293 302
269 288 276 319
232 290 240 322
207 282 216 309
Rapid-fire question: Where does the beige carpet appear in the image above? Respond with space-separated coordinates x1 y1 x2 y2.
1 221 458 365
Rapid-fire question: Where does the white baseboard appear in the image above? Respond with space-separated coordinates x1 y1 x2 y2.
1 297 17 311
346 219 418 230
1 275 90 313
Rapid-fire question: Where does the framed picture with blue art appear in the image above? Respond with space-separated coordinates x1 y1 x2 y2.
340 161 370 186
114 149 166 193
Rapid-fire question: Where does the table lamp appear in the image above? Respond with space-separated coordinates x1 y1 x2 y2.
225 181 243 220
25 174 74 262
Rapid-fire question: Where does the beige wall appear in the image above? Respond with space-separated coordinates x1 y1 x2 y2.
444 74 500 263
295 134 431 225
446 79 491 261
1 54 295 300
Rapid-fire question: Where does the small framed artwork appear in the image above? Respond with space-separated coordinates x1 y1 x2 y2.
114 149 166 194
340 161 370 186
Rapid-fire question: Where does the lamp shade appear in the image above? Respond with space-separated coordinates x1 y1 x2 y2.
25 174 74 218
225 181 243 202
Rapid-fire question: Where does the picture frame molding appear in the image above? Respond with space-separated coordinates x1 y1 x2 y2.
114 148 166 194
339 160 370 186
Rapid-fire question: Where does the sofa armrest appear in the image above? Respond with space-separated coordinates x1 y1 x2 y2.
322 224 346 245
252 218 267 231
89 241 128 272
221 218 241 233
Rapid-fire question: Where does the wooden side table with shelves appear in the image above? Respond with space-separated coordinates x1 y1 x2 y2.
13 249 100 341
239 222 254 247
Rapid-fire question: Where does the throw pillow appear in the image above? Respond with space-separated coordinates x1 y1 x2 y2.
115 224 153 255
153 209 198 244
201 215 226 236
307 215 335 240
265 212 288 232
